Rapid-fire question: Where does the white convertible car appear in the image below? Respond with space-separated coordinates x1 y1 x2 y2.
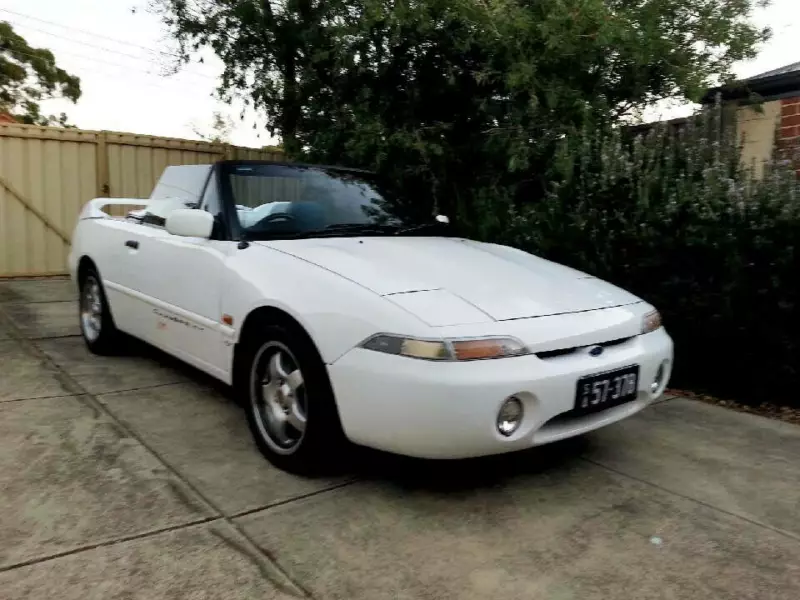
69 160 673 473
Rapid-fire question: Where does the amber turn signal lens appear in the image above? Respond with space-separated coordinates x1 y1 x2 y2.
451 339 527 360
642 310 662 334
452 340 506 360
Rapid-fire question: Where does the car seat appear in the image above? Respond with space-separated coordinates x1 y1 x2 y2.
287 187 327 231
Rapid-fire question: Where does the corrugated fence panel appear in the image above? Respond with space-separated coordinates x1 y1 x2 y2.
0 134 26 274
229 165 304 208
227 149 301 206
60 139 97 264
228 147 284 162
0 123 285 276
0 124 98 276
5 133 31 274
105 133 225 216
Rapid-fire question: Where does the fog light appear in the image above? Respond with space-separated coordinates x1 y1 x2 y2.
497 396 524 437
651 361 667 394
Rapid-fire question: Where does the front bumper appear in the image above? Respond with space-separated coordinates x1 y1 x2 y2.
328 328 673 459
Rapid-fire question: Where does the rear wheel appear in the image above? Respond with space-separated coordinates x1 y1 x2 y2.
238 322 345 475
79 267 122 355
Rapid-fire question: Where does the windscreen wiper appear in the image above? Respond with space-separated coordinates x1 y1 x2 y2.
245 223 399 241
320 223 397 234
271 223 398 239
393 222 447 236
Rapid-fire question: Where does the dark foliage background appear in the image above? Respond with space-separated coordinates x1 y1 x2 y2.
483 108 800 405
155 0 800 405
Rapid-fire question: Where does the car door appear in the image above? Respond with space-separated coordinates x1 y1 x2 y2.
132 171 235 379
90 214 151 338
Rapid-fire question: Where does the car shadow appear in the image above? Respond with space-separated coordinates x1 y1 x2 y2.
112 335 589 490
346 437 589 493
114 334 239 398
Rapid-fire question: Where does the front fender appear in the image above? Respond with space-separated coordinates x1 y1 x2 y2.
220 244 431 364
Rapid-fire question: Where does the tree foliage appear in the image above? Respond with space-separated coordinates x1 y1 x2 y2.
493 108 800 405
155 0 795 404
157 0 769 219
0 21 81 127
191 110 235 143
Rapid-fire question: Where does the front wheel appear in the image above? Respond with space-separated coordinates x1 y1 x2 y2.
79 268 122 355
239 323 345 475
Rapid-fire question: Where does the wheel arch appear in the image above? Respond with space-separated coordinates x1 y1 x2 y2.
233 304 329 387
76 255 120 327
77 255 98 283
237 305 317 346
232 304 345 431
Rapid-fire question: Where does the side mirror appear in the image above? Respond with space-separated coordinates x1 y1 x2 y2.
166 209 214 239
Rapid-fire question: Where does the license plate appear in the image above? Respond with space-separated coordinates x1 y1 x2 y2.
574 365 640 416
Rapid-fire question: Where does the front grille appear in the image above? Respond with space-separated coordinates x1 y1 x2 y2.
534 336 634 360
536 346 578 359
600 336 633 348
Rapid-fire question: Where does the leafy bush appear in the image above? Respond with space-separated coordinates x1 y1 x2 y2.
480 107 800 406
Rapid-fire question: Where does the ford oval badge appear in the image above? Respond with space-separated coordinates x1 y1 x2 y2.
589 345 604 357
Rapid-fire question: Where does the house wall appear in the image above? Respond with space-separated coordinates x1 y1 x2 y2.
736 100 781 176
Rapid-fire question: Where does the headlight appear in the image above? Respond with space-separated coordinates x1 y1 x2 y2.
642 310 662 334
359 334 530 361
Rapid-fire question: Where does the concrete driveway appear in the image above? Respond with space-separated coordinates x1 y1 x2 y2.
1 277 798 600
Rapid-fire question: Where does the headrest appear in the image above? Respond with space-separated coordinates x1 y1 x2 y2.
287 202 326 230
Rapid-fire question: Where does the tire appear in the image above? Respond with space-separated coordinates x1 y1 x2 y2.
78 267 122 355
237 322 345 475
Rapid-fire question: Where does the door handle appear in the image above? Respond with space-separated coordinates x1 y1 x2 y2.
125 240 139 249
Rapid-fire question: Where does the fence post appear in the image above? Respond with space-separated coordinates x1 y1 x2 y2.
96 131 110 197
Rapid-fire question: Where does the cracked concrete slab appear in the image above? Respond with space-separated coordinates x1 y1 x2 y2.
2 301 80 339
0 278 76 304
0 317 12 340
0 521 299 600
583 398 800 537
100 381 353 515
237 458 800 600
0 396 215 568
35 337 189 395
0 339 75 402
3 276 799 599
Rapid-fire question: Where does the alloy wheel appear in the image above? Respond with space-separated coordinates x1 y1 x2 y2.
249 341 308 455
80 275 103 342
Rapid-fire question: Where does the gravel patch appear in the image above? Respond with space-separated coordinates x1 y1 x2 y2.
668 389 800 426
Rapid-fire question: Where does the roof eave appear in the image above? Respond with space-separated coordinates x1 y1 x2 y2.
701 71 800 104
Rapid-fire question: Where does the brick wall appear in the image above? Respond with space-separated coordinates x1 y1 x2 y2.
780 97 800 174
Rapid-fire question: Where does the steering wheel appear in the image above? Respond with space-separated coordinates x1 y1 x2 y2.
251 212 297 230
262 213 296 223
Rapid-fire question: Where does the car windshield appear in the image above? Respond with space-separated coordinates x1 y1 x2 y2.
222 162 431 240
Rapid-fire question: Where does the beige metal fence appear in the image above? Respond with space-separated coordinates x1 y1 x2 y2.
0 123 284 277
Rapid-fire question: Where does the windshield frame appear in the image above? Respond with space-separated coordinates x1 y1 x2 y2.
218 159 428 242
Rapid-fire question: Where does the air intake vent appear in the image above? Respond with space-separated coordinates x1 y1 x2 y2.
535 347 578 359
535 336 634 360
600 336 633 348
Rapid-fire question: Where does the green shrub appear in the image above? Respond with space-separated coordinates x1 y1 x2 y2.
481 107 800 406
